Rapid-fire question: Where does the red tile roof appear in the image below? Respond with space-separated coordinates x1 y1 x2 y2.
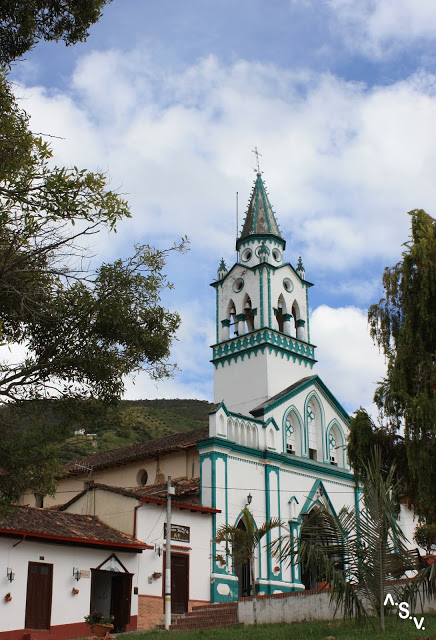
58 478 220 515
62 427 210 475
0 506 150 550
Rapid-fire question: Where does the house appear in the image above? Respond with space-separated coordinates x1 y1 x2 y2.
0 506 148 640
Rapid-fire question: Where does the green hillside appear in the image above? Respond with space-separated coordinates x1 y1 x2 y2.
62 399 214 463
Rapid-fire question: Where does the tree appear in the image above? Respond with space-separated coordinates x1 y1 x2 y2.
0 0 112 66
273 448 435 632
215 508 281 627
368 210 436 522
0 72 188 510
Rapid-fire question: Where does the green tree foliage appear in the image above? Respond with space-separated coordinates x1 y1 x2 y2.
0 73 188 510
215 508 281 627
367 210 436 522
273 448 435 632
413 523 436 555
0 0 112 66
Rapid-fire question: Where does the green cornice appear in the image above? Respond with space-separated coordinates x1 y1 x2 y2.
236 234 285 251
210 400 279 430
198 437 354 482
211 328 317 368
255 375 350 424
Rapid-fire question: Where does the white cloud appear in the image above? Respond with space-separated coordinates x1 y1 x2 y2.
310 305 386 416
326 0 436 58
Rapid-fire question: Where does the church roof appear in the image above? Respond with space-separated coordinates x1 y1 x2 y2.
237 172 284 248
250 374 350 423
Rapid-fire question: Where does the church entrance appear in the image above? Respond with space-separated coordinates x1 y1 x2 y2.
235 518 251 598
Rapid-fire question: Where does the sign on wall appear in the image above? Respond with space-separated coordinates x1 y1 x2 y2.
164 523 190 543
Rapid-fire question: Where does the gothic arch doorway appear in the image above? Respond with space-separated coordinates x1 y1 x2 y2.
235 518 251 598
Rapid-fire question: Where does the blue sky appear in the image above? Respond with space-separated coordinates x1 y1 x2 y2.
9 0 436 415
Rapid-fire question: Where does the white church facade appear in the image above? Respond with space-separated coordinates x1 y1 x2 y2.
200 170 357 602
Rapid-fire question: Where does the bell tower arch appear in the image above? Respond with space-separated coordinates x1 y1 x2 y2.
211 172 316 414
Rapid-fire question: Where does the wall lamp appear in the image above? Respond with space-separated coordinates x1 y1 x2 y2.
6 568 14 582
154 544 162 557
245 493 252 507
72 567 80 581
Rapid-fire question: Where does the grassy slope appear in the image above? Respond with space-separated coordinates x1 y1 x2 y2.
61 399 214 463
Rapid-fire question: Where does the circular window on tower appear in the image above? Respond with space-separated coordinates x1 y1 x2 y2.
242 248 252 262
233 278 244 293
283 277 294 293
136 469 148 486
272 248 282 263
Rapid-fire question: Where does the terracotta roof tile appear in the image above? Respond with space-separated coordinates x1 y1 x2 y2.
0 506 148 550
62 426 209 475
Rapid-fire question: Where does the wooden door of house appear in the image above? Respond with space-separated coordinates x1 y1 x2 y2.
25 562 53 629
110 573 132 632
163 553 189 614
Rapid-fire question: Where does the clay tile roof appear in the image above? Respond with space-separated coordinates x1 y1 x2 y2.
0 506 149 550
63 426 210 475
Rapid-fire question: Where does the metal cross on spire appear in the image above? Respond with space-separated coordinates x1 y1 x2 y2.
252 146 262 173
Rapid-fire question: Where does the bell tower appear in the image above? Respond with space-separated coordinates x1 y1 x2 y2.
210 171 317 415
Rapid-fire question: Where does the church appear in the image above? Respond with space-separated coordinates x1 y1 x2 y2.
5 167 363 637
201 168 356 601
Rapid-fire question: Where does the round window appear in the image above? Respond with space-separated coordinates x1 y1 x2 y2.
272 249 282 262
242 249 252 262
136 469 148 486
283 278 294 293
232 278 244 293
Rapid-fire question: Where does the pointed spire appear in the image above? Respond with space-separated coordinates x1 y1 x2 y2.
237 173 284 249
296 256 305 279
217 258 228 280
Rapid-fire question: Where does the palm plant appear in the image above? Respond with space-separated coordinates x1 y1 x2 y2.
272 447 435 631
215 507 281 626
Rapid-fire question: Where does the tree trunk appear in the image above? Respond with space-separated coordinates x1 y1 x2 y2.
250 555 258 627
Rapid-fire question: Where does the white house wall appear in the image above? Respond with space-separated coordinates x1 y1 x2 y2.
0 538 140 637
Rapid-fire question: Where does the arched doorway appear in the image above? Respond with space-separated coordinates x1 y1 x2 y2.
235 518 251 598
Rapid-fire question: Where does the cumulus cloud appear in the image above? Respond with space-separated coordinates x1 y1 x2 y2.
326 0 436 58
310 305 386 416
12 48 430 405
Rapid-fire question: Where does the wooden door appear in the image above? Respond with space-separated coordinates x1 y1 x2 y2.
162 553 188 614
110 573 132 632
25 562 53 629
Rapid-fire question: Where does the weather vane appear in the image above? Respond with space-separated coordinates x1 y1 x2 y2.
252 146 262 173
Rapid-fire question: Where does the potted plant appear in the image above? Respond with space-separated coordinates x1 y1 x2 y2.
84 611 114 638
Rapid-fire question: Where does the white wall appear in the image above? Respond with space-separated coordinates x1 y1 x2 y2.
0 538 140 633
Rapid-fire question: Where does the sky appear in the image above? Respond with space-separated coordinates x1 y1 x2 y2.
9 0 436 416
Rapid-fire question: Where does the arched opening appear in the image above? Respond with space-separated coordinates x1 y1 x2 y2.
235 518 251 597
328 424 344 467
284 410 301 456
275 294 287 333
300 506 344 590
306 395 323 461
227 418 233 441
291 300 300 338
251 425 259 448
227 299 238 337
243 294 255 333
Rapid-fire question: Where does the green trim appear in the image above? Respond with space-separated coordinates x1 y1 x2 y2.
197 437 354 482
296 319 305 328
265 465 272 579
210 260 312 289
216 287 219 343
267 271 272 328
306 285 310 343
210 575 238 603
221 319 230 327
304 390 326 462
241 247 253 262
236 313 246 321
255 374 350 424
237 235 286 251
232 277 245 293
298 479 339 522
326 419 346 468
283 277 294 293
282 405 305 457
212 328 316 367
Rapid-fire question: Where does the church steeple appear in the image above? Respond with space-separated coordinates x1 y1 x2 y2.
237 172 284 250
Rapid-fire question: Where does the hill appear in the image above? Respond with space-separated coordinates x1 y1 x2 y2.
62 398 214 464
